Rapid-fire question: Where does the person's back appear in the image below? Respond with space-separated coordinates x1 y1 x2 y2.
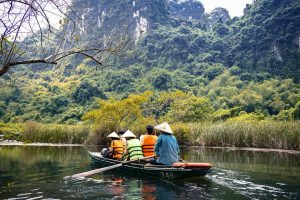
106 131 123 159
141 134 158 157
154 134 179 166
127 138 144 160
153 122 179 166
141 125 158 157
111 139 124 159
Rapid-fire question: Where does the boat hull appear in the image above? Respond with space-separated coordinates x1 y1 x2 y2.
88 152 212 180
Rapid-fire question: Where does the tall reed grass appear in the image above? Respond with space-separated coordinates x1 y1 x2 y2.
187 121 300 150
22 121 90 144
1 121 299 150
83 121 300 150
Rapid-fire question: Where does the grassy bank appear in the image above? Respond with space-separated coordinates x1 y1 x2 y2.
0 122 89 144
180 121 300 150
0 121 299 150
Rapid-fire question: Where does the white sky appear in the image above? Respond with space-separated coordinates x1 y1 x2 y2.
200 0 254 17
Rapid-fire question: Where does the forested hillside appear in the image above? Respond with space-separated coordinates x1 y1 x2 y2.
0 0 300 124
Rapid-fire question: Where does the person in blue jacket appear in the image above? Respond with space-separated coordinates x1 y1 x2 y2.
151 122 179 166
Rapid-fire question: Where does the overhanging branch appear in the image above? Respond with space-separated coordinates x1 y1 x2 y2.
0 59 57 76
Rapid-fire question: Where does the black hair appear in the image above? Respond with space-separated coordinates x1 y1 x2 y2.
146 125 154 134
118 129 127 135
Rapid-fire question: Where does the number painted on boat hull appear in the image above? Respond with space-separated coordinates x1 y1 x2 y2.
161 172 174 179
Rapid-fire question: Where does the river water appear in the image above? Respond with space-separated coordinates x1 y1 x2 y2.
0 146 299 200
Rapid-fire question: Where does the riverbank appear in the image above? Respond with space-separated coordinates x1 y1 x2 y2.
0 140 83 146
205 147 300 154
1 121 299 150
1 140 300 155
182 121 300 150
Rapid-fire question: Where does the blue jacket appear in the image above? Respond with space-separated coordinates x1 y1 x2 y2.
154 133 179 166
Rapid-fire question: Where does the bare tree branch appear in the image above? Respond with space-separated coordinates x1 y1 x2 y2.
0 0 132 77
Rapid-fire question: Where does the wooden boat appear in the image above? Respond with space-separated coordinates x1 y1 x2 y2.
88 151 213 180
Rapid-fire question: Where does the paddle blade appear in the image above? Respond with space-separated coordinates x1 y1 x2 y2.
71 163 123 178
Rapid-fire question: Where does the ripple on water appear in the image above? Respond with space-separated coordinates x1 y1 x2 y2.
8 195 44 200
17 193 32 196
61 177 119 199
208 168 297 199
180 182 212 200
276 182 286 186
6 188 44 200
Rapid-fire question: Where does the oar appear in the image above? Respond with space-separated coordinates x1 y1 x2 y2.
71 155 155 178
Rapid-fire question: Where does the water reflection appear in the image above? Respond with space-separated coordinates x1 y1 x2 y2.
182 147 300 177
0 146 299 199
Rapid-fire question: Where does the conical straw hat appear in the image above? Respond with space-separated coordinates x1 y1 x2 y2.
155 122 173 134
121 130 136 138
107 131 119 138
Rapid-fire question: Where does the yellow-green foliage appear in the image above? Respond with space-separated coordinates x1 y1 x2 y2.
22 121 89 144
150 91 213 123
83 91 153 130
83 91 155 144
0 123 23 134
0 123 23 140
163 95 213 123
227 112 265 122
128 117 157 137
212 109 231 121
85 116 158 145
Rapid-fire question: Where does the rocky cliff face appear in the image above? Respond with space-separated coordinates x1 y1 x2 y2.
227 0 300 78
62 0 299 79
67 0 221 41
169 0 205 21
67 0 171 42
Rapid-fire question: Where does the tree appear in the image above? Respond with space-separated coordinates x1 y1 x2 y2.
41 95 69 115
229 66 242 75
204 64 224 80
82 91 153 131
72 80 106 104
290 101 300 120
0 101 5 117
105 70 135 93
152 69 173 90
162 94 213 123
0 0 131 76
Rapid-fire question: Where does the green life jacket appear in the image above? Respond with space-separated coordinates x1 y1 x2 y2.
127 139 144 160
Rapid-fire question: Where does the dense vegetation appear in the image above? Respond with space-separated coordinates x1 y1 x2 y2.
1 69 299 124
1 93 299 150
0 0 300 149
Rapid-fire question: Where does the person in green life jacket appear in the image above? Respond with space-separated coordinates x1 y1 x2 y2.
151 122 179 166
121 130 144 161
